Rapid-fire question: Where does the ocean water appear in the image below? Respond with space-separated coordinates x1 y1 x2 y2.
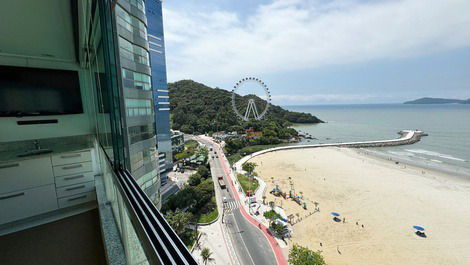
285 104 470 174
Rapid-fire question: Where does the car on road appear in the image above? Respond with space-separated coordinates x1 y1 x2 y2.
223 196 227 203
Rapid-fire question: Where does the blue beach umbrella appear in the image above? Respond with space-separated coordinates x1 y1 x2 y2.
331 212 340 217
413 226 425 231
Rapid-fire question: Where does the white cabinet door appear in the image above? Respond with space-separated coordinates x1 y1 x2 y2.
51 150 92 166
0 157 54 194
55 172 95 188
58 191 96 208
56 181 95 198
0 184 58 225
53 161 93 177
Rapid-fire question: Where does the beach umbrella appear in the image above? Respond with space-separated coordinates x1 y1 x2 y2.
331 212 340 217
413 226 425 231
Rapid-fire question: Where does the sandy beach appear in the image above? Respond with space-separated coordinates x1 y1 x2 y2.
251 147 470 265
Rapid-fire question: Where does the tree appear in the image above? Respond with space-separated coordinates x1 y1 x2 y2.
242 162 257 175
188 173 202 186
288 244 326 265
201 247 214 265
165 209 193 237
197 165 210 179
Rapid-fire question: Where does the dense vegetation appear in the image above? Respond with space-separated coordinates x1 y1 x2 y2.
168 80 323 134
162 165 215 215
173 140 199 161
288 244 327 265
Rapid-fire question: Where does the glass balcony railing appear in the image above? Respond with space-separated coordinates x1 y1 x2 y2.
95 145 198 265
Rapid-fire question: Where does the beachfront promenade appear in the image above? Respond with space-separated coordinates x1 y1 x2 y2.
236 130 426 167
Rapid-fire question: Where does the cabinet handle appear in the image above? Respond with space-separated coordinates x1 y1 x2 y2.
65 185 86 191
68 195 87 201
62 164 83 170
0 192 25 200
0 163 19 169
61 154 81 158
64 175 85 181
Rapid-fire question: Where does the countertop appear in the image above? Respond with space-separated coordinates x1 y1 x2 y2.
0 135 94 163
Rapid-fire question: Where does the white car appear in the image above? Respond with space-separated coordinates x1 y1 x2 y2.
223 196 227 203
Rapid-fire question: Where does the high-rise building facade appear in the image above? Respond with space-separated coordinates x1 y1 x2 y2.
0 0 195 263
146 0 173 180
114 0 161 206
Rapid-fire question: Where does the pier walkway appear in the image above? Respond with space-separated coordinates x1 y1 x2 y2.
235 130 427 167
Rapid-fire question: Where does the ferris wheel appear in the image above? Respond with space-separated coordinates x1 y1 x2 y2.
231 77 271 121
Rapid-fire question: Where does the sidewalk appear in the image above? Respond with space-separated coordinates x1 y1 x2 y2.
192 219 237 265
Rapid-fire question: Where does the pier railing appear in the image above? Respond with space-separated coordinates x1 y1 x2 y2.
234 130 427 170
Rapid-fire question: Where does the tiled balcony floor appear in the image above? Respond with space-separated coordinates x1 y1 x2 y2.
0 209 106 265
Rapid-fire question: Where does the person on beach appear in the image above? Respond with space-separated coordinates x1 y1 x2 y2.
343 217 346 223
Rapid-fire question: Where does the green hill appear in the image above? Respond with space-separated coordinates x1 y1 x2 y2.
168 80 323 134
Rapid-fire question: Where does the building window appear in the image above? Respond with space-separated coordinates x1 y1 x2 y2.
130 147 157 172
130 151 144 171
125 0 146 13
137 169 158 190
125 98 153 116
119 37 149 66
129 124 155 144
122 68 151 90
116 5 147 39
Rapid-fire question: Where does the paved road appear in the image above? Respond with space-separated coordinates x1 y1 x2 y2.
195 136 276 265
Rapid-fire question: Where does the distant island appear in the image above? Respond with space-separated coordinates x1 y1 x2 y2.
404 97 470 104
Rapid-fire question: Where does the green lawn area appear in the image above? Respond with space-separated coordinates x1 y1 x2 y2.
237 173 259 194
196 207 219 223
227 153 243 165
185 140 199 149
174 140 200 161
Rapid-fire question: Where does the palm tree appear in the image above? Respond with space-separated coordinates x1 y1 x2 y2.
165 209 192 237
201 247 214 265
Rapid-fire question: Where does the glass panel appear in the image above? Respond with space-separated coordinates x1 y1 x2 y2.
125 98 153 117
116 5 147 39
97 147 150 265
121 68 152 91
119 37 149 66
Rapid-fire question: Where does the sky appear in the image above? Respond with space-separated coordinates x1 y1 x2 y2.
161 0 470 105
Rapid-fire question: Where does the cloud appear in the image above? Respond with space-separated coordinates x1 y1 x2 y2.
163 0 470 84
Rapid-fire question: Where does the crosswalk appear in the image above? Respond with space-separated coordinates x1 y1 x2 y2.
223 199 241 213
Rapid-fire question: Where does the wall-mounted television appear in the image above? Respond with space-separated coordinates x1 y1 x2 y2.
0 66 83 117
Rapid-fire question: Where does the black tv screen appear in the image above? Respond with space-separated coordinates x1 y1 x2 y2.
0 66 83 117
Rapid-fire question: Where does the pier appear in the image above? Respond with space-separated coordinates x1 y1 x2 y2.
236 130 427 165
